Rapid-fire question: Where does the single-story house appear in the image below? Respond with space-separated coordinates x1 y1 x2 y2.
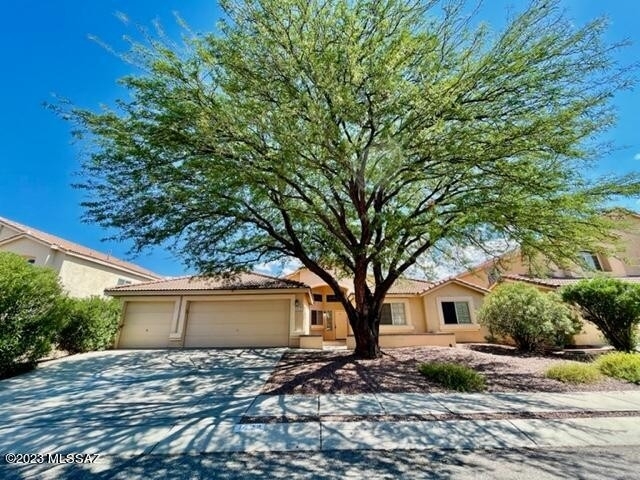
106 269 491 349
0 216 160 297
104 211 640 350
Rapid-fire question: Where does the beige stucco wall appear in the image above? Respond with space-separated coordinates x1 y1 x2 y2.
572 321 607 346
0 224 20 242
608 222 640 276
347 333 456 349
288 268 353 291
458 251 532 289
294 292 310 336
299 335 323 349
0 237 65 272
423 283 488 343
380 295 427 334
58 256 152 298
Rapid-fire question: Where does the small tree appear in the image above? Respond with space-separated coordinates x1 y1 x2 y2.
478 282 580 352
58 297 122 354
562 278 640 352
0 252 67 376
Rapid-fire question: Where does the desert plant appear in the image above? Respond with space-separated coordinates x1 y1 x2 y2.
418 362 486 392
0 252 67 377
57 296 122 354
545 362 602 384
562 278 640 352
595 352 640 383
478 283 581 352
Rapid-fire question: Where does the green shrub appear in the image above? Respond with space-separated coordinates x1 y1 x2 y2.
57 297 122 354
0 252 67 377
545 362 602 384
418 362 486 392
595 352 640 383
562 278 640 352
478 283 581 352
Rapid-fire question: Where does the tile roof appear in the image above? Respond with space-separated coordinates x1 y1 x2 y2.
106 272 309 294
383 276 490 295
420 277 491 294
502 274 640 288
386 277 434 294
0 216 160 279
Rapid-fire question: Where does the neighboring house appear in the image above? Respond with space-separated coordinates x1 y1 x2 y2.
106 269 490 349
0 216 160 298
458 210 640 288
456 210 640 346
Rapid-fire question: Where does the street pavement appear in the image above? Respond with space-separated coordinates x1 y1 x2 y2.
1 349 640 478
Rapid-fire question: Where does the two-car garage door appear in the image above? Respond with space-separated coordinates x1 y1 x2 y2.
183 300 289 348
117 298 290 348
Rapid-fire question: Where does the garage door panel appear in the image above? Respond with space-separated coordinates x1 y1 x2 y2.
184 300 289 348
118 302 174 348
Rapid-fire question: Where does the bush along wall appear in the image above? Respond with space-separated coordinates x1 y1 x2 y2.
57 296 122 354
0 252 67 377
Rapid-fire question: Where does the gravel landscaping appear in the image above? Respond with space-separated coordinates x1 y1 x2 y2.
262 345 640 395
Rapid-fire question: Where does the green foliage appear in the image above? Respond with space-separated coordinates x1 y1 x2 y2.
59 0 639 358
561 278 640 352
418 361 486 392
57 297 122 354
478 283 581 352
595 352 640 383
545 362 602 384
0 252 67 377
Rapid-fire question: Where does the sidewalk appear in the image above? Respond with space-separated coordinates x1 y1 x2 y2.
4 390 640 456
147 390 640 453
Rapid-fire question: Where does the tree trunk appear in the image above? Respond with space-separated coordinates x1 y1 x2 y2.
351 311 382 359
348 260 383 359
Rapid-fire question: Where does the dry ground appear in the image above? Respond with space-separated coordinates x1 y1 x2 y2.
262 345 640 395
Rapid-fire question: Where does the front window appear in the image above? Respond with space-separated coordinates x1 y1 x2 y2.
380 303 407 325
311 310 333 326
579 251 603 271
441 301 472 325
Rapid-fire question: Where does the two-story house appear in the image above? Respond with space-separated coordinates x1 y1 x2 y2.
0 216 161 297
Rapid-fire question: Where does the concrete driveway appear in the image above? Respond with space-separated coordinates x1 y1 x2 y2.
0 349 298 456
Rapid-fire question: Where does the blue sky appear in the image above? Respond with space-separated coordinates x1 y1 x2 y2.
0 1 639 277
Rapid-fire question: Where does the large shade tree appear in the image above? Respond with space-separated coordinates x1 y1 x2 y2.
65 0 638 358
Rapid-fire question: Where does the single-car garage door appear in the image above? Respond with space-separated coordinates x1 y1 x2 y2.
184 299 290 348
118 301 175 348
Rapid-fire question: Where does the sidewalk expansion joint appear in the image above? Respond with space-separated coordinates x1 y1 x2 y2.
239 410 640 424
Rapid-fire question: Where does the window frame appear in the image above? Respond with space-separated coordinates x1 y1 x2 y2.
310 310 325 327
436 296 478 329
579 251 603 271
380 302 408 326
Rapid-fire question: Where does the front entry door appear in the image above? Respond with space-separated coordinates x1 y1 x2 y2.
335 311 348 340
323 311 335 341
